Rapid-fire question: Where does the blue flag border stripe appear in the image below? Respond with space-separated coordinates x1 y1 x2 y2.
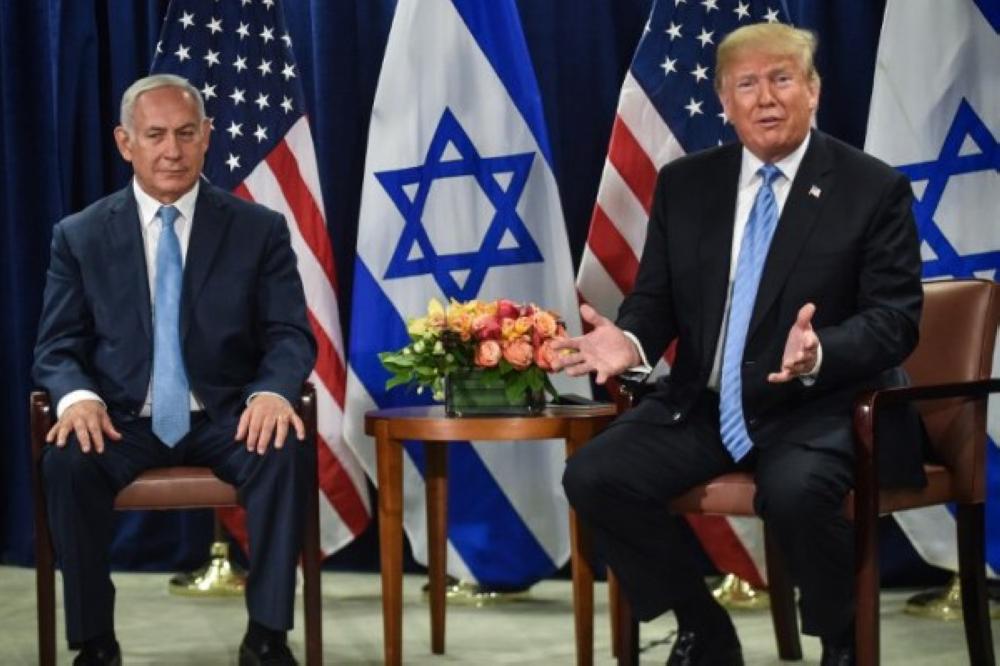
451 0 555 169
348 259 558 584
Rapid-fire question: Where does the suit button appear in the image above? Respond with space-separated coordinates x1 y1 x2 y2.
748 417 759 428
671 411 682 422
743 360 756 367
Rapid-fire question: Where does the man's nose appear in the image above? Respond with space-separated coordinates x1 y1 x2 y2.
757 83 777 105
163 134 182 157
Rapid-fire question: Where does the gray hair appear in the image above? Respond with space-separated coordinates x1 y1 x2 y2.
119 74 206 132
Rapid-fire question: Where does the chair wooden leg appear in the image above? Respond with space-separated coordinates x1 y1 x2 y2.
31 401 56 666
35 501 57 666
608 569 620 658
764 526 802 660
957 503 996 666
613 585 638 666
302 437 322 666
854 494 880 666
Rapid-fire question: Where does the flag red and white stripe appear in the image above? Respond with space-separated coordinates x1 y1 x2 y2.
152 0 372 555
221 118 372 553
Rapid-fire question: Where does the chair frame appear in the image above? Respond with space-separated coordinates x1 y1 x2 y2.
30 383 323 666
605 279 1000 666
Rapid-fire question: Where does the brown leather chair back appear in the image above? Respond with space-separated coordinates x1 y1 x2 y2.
903 279 1000 503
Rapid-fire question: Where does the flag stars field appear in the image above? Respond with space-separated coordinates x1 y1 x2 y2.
152 0 372 551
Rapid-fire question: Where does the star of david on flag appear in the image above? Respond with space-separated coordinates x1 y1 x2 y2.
865 0 1000 576
377 108 542 301
344 0 590 587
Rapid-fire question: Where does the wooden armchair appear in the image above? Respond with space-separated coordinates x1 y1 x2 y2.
30 383 324 666
604 279 1000 666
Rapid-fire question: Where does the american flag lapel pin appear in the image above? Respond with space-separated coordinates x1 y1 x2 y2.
809 185 822 198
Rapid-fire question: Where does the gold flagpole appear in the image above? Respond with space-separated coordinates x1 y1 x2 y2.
904 575 1000 620
168 516 246 596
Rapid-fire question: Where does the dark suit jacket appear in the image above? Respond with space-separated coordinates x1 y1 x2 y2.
616 130 926 488
33 182 317 423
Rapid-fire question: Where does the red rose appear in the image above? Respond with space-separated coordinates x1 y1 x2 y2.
502 336 534 370
472 313 501 340
474 339 502 368
497 299 520 320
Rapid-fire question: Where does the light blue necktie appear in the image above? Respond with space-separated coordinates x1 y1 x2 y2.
719 164 782 461
152 205 189 447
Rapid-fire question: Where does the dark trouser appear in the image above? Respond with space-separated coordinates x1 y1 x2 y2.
562 394 854 637
41 411 310 646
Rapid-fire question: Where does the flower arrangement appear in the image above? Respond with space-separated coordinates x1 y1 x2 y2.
379 297 567 404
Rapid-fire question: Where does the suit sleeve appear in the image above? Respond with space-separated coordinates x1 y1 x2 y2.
244 215 318 405
615 167 679 360
813 172 923 388
32 222 101 406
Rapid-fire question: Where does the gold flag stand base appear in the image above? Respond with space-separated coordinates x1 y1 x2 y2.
169 540 247 597
422 576 530 608
711 574 770 611
904 575 1000 620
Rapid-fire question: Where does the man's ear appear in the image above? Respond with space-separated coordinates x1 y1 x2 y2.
200 117 212 152
113 126 133 163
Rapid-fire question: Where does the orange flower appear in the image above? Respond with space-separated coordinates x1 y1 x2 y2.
474 339 502 368
502 336 533 370
534 338 560 371
533 309 557 339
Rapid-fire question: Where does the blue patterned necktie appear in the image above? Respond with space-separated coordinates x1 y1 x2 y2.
719 164 782 461
152 205 189 447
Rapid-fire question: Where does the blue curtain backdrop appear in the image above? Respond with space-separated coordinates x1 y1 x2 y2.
4 0 938 584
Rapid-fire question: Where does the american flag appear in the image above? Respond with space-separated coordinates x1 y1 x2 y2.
576 0 789 588
150 0 371 553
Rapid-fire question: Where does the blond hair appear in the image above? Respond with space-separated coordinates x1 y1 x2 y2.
715 23 820 92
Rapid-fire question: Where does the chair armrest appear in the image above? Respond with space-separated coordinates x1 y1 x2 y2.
30 391 53 463
852 378 1000 457
851 377 1000 520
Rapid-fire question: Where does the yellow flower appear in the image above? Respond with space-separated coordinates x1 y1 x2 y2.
407 316 428 337
426 298 446 330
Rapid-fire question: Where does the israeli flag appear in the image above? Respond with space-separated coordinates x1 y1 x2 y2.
343 0 590 586
864 0 1000 576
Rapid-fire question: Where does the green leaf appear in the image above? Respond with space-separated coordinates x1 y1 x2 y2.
385 374 412 390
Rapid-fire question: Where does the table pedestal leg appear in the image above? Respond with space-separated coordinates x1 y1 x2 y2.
566 432 594 666
376 430 404 666
425 442 448 654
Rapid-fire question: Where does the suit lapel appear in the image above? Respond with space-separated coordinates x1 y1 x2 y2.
748 131 834 338
105 187 153 341
181 184 230 338
698 145 742 361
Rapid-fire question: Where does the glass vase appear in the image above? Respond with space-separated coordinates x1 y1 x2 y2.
444 369 545 417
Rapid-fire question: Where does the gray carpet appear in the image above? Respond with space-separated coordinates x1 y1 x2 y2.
1 566 993 664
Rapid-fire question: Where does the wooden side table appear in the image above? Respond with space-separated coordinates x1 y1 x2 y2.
365 404 616 666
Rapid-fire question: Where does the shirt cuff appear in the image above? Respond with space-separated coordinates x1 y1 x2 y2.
621 330 654 379
56 390 106 419
246 391 291 407
798 342 823 386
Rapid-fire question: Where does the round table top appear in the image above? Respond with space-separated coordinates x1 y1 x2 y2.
364 403 617 442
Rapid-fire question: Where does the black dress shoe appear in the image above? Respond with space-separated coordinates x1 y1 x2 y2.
72 641 121 666
820 642 856 666
666 628 744 666
238 637 298 666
